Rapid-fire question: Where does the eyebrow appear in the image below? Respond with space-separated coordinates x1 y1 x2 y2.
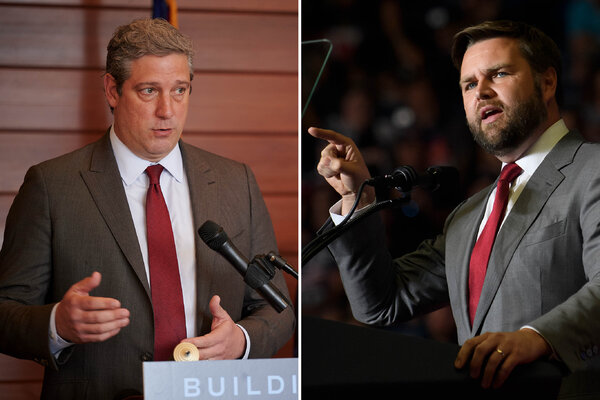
459 63 512 86
133 80 191 89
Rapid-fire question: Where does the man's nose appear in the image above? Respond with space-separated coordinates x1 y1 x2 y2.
156 94 174 119
476 79 494 100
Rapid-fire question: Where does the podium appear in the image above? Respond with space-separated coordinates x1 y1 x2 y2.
143 358 297 399
302 317 564 399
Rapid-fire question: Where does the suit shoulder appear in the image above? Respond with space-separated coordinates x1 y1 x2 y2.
30 136 105 174
180 141 250 175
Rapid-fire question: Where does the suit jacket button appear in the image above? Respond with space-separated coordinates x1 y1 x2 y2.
587 348 594 357
141 352 153 361
580 351 587 361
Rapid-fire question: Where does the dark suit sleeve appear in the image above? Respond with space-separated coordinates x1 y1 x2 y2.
0 165 58 368
236 165 295 358
328 206 451 327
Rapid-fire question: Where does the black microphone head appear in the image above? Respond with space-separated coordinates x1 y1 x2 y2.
390 165 418 191
198 220 229 250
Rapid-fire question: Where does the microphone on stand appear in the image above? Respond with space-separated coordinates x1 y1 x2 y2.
366 165 457 193
198 220 289 313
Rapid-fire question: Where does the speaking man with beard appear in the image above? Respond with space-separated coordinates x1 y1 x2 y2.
309 20 600 397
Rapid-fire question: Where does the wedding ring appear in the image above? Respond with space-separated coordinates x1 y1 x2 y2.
173 342 200 362
496 348 505 358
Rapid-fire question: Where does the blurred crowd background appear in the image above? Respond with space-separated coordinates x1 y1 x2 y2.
301 0 600 343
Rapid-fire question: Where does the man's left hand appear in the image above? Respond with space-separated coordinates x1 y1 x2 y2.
454 328 552 389
180 295 246 360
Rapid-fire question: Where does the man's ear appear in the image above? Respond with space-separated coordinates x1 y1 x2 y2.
540 67 557 104
103 73 119 109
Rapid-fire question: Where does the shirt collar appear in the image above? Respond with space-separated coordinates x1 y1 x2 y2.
109 125 185 186
506 119 569 176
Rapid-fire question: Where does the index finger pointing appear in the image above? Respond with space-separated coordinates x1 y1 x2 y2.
308 127 351 145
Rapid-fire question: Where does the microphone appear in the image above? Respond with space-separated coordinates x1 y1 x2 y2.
366 165 457 192
198 220 289 313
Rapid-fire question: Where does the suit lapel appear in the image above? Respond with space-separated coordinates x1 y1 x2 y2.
460 192 489 335
471 131 582 334
80 134 151 298
180 142 219 334
445 188 491 338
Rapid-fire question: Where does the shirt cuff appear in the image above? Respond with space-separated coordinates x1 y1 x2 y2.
49 303 74 357
329 199 375 225
520 325 557 359
236 323 251 359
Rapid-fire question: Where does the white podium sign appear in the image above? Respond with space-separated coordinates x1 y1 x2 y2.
143 358 298 399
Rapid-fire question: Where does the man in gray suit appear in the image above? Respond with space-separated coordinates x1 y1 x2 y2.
309 20 600 396
0 18 295 399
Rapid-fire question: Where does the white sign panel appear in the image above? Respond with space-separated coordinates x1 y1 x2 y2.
143 358 298 399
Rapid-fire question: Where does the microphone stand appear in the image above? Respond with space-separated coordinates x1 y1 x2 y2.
243 253 298 312
301 197 408 265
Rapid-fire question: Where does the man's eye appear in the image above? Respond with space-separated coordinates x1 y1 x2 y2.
465 82 477 91
174 87 186 95
495 71 507 78
141 88 155 95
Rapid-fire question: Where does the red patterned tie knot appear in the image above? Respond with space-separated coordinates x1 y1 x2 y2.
146 164 164 186
499 162 523 185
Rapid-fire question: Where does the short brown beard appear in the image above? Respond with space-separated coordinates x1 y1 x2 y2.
468 82 547 157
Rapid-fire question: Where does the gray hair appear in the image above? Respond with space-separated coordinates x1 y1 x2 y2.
106 18 194 95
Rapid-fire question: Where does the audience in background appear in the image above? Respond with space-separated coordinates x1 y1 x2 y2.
302 0 599 343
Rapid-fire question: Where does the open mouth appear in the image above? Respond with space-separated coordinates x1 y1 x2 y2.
480 106 503 122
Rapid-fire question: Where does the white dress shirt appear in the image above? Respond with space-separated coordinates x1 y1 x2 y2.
476 119 569 237
109 127 198 338
50 127 250 358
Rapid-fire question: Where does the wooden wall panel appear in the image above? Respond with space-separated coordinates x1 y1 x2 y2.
264 195 298 253
0 0 297 13
0 133 297 194
181 13 297 72
0 70 296 133
183 135 297 193
0 195 13 240
186 74 296 133
0 0 298 396
0 383 44 400
0 6 297 72
0 354 43 382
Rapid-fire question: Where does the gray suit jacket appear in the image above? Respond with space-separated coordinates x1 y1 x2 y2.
329 131 600 397
0 134 295 399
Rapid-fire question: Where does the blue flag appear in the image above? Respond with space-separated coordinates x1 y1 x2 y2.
153 0 178 28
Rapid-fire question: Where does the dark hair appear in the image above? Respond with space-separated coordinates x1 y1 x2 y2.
106 18 194 95
451 20 561 81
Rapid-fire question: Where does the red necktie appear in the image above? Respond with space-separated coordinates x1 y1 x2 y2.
468 163 523 325
145 164 186 361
